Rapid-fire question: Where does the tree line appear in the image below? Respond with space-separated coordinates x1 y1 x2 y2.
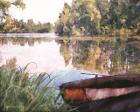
0 0 140 35
0 0 53 33
2 17 53 33
55 0 140 36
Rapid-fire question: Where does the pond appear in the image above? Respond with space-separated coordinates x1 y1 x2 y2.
0 34 140 75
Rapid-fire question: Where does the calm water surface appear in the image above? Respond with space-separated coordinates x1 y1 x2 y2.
0 34 139 75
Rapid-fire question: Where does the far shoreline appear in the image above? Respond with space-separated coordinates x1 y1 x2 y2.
0 32 139 40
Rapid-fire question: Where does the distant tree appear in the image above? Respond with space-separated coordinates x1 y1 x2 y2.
2 16 26 32
0 0 25 23
96 0 109 17
107 0 128 29
37 22 53 33
101 0 140 30
2 17 53 33
55 0 102 36
3 16 15 32
0 0 25 31
126 0 140 30
55 3 72 36
75 0 101 35
55 0 140 36
26 19 34 32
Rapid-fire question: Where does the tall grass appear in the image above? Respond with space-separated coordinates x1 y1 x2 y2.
0 59 71 112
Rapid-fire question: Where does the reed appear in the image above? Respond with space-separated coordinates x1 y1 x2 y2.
0 59 71 112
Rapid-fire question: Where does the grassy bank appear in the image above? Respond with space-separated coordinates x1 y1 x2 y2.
0 59 71 112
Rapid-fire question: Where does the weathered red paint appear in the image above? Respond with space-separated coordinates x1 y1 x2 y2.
63 86 140 101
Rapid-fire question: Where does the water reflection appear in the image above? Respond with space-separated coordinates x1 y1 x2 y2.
57 39 72 66
0 37 52 46
0 37 66 74
0 37 139 75
56 37 140 74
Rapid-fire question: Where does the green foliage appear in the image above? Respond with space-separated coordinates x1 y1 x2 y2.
2 18 53 33
24 19 53 33
55 0 102 36
55 3 72 36
0 0 25 24
0 59 71 112
0 0 53 33
55 0 140 36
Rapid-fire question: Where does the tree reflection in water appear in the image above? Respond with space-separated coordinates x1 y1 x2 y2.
0 36 139 75
0 37 53 46
57 37 140 75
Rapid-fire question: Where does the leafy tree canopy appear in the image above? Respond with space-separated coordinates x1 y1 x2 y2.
55 0 140 36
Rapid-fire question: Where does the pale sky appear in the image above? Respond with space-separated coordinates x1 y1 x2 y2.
9 0 72 23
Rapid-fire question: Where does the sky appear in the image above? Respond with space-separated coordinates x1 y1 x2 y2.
9 0 72 24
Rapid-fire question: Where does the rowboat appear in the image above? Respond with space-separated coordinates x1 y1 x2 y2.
60 72 140 112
